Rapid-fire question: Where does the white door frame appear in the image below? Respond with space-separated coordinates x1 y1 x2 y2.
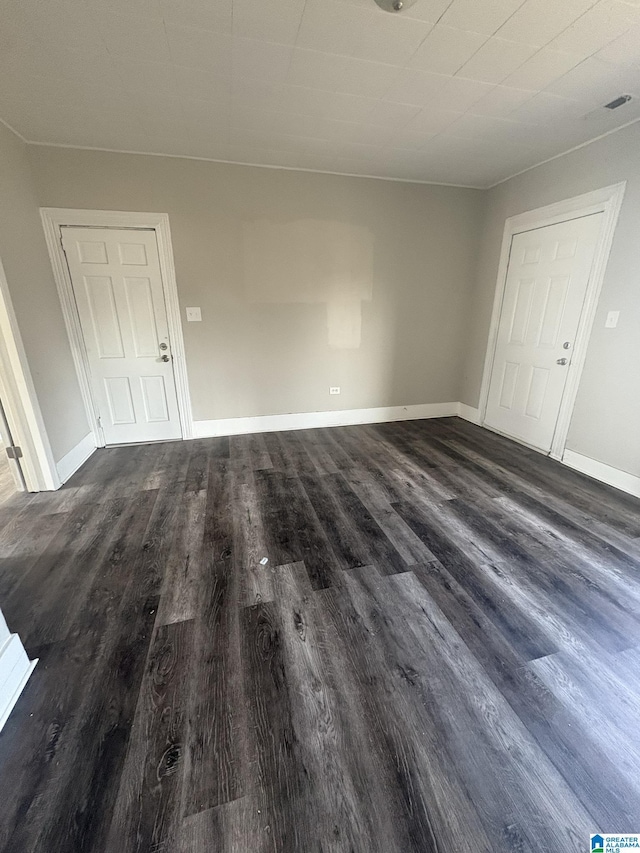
0 397 26 493
478 182 626 461
0 254 59 490
40 208 193 447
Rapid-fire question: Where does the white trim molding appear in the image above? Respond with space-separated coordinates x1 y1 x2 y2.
0 637 37 733
56 432 97 485
40 208 193 447
562 449 640 499
457 403 481 424
192 402 460 438
0 255 59 491
478 182 626 461
27 141 482 191
0 610 37 733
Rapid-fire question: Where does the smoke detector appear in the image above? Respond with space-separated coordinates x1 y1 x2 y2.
374 0 419 11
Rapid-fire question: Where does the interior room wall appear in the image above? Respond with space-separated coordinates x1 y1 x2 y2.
27 146 484 424
0 123 88 463
462 120 640 479
11 122 638 481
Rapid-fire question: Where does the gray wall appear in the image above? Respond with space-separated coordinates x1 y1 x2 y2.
0 123 88 462
27 146 484 422
7 124 637 480
462 120 640 477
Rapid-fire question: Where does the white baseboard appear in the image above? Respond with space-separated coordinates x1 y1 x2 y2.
562 449 640 499
192 402 460 439
0 633 37 733
457 403 481 424
56 432 96 485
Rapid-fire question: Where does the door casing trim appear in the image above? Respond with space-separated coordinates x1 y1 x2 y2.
0 254 59 490
41 208 193 447
478 182 626 461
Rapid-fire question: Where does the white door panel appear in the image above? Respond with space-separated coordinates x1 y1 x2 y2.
485 214 602 452
141 375 170 422
105 376 136 425
62 227 182 444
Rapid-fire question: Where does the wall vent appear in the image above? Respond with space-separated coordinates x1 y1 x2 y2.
604 95 632 110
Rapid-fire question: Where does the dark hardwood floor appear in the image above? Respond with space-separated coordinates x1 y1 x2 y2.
0 416 639 852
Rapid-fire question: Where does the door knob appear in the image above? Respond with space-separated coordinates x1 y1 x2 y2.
161 354 170 362
556 357 568 365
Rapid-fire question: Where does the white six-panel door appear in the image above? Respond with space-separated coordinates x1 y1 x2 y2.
62 227 182 445
484 213 603 452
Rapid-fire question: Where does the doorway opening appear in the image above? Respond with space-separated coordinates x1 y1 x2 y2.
0 254 59 492
41 209 193 448
0 397 25 504
479 183 626 461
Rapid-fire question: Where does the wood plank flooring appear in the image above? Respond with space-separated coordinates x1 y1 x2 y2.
0 417 639 852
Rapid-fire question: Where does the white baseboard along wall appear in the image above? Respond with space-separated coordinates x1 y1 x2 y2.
56 432 97 485
192 401 467 439
48 403 640 502
0 609 37 733
562 449 640 499
192 401 640 501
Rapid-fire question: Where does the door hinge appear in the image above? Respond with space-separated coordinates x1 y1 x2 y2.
6 445 23 460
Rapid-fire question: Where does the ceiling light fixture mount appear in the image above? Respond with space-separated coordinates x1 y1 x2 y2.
374 0 419 11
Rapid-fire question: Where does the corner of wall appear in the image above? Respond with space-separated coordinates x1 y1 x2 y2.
0 607 37 733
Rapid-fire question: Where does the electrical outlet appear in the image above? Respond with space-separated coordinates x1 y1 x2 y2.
330 387 340 395
605 310 619 328
186 307 202 322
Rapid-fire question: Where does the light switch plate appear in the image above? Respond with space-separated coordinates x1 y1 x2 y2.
605 310 619 328
186 307 202 322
